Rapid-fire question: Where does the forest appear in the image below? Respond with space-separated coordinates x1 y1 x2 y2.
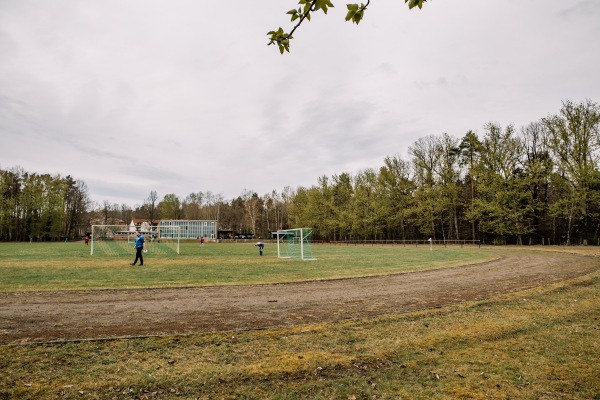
1 99 599 245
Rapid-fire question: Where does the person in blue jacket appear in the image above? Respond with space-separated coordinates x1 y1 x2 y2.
255 241 265 256
131 231 145 266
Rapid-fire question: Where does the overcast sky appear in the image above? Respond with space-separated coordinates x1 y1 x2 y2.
1 0 599 207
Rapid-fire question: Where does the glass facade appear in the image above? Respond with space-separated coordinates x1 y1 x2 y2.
159 220 217 239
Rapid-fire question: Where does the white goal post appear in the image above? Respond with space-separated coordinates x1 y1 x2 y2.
276 228 316 260
90 224 180 256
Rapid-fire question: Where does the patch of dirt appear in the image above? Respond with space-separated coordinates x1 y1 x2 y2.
0 251 598 345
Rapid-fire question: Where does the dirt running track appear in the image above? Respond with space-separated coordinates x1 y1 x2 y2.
0 251 598 345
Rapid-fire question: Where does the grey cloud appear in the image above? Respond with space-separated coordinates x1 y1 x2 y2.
413 77 449 89
558 1 600 17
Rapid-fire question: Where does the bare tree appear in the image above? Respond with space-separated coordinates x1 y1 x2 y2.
241 189 261 237
146 190 159 223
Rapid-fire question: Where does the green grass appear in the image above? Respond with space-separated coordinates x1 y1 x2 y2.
0 241 495 291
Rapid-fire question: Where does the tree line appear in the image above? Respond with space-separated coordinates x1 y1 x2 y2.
0 168 90 241
1 99 599 244
290 99 600 244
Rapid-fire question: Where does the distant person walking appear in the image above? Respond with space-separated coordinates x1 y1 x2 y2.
200 236 205 246
84 235 89 245
255 241 264 256
131 231 145 266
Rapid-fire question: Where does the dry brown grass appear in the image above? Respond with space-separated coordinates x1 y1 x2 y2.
2 268 598 399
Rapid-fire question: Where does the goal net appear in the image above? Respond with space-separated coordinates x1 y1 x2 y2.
90 225 180 256
276 228 316 260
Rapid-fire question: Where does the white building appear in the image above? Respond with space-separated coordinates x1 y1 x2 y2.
159 220 217 239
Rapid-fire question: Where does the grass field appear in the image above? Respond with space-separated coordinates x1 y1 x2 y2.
1 242 599 399
0 241 494 291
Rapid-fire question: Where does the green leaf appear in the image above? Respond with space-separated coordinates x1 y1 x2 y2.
345 10 356 21
405 0 426 10
315 0 325 12
314 0 335 14
347 3 359 11
287 9 300 22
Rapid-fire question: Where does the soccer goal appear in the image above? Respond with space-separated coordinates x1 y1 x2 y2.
276 228 316 260
90 225 180 256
